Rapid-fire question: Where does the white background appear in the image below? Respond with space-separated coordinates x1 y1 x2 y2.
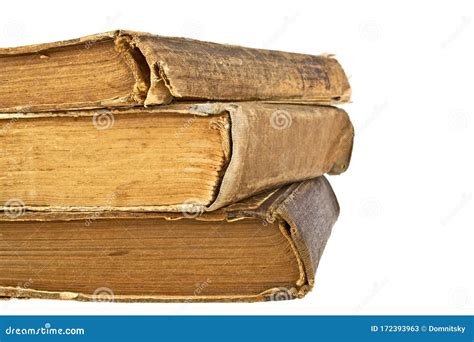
0 0 473 315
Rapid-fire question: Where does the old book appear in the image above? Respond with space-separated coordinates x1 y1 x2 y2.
0 102 353 212
0 177 338 302
0 30 350 113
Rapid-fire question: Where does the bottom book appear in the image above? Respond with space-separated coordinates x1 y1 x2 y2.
0 177 339 302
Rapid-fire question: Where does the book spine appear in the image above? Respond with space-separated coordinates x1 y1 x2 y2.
208 103 353 210
271 177 340 287
132 31 350 106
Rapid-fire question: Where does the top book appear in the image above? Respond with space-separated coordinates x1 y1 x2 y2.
0 30 351 112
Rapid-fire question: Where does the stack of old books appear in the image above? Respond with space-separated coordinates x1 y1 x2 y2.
0 30 353 302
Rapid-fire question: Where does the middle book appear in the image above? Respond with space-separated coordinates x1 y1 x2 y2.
0 102 353 212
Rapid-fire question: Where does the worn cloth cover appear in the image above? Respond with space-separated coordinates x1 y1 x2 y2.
0 102 353 212
0 177 339 302
0 30 351 112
